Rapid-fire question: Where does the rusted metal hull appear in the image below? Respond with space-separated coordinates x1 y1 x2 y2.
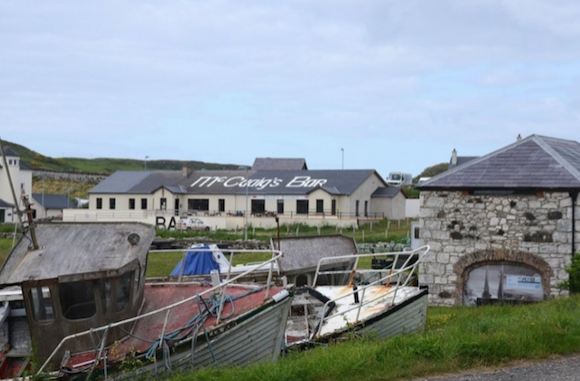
57 282 293 379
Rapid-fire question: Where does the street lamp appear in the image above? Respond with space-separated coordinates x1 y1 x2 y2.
244 168 249 241
144 156 149 170
341 148 344 170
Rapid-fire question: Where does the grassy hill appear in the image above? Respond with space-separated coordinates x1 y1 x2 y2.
2 139 244 200
3 139 243 174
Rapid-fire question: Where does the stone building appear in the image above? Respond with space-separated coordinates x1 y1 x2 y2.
417 135 580 306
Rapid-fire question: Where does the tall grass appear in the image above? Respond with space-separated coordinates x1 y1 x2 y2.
163 296 580 381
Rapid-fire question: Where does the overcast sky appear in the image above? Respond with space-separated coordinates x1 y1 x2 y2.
2 1 580 178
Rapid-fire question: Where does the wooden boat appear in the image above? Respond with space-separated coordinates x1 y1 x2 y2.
0 203 292 380
286 245 429 347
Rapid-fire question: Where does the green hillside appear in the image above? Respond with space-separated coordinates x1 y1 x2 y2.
3 140 243 174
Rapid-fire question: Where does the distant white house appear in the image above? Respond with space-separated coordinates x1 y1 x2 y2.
0 147 33 223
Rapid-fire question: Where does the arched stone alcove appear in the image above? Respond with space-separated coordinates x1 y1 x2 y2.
453 250 553 305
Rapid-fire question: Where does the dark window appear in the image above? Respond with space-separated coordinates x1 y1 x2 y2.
96 198 103 210
60 280 96 320
109 198 116 210
355 200 360 217
331 199 336 215
364 201 368 217
296 200 309 214
160 198 167 210
218 199 225 212
129 198 135 210
251 199 265 214
188 199 209 211
141 198 148 209
277 199 284 214
29 287 54 323
316 199 324 213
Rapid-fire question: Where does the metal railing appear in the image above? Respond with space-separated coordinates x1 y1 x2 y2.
309 245 430 338
37 248 284 376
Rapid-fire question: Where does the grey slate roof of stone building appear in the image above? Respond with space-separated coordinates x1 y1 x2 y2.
252 158 308 171
32 194 76 209
419 135 580 190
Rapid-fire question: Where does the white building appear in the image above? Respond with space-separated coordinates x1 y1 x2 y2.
0 147 33 223
68 159 406 228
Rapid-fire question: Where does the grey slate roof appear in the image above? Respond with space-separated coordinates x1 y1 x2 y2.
89 170 184 194
32 194 76 209
252 158 308 171
372 187 405 198
91 169 387 197
271 235 357 275
0 222 155 286
0 199 14 208
419 135 580 190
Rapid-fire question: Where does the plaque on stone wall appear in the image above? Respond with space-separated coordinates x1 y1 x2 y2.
463 264 543 306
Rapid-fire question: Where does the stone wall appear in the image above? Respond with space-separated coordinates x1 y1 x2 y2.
418 190 579 306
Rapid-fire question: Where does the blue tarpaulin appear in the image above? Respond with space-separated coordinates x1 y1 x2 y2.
170 245 220 276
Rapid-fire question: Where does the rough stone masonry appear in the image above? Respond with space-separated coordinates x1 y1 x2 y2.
418 190 579 306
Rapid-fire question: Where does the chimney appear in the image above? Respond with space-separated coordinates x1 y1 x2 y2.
517 133 522 141
451 148 457 166
182 164 191 178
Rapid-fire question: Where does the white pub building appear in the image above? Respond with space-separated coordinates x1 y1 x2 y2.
66 159 407 229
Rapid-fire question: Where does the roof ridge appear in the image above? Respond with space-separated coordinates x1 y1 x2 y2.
532 135 580 182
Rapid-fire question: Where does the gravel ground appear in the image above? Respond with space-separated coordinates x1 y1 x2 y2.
412 354 580 381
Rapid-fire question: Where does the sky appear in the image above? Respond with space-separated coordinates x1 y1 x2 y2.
1 1 580 178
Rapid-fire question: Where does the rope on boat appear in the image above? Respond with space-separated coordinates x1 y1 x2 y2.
57 286 267 376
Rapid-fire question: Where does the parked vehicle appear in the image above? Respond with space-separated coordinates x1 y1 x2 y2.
177 216 211 231
386 172 413 186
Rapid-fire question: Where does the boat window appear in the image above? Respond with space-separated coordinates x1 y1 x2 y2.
59 280 96 320
29 287 54 323
115 272 132 313
99 279 112 314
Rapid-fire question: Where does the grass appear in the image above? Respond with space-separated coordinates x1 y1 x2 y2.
155 218 414 245
162 296 580 381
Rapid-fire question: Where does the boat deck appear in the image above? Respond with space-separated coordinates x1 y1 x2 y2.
63 282 284 370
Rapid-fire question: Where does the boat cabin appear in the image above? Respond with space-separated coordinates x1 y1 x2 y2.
0 222 155 364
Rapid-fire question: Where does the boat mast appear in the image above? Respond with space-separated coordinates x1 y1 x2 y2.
0 134 39 249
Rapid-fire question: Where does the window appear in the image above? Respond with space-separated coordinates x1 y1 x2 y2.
129 198 136 210
115 272 132 313
29 287 54 323
188 198 209 211
296 200 309 215
141 198 148 210
109 198 116 210
96 198 103 210
316 199 324 214
355 200 360 217
331 199 336 216
160 198 167 210
59 280 96 320
218 199 225 212
277 199 284 214
251 199 265 214
364 201 368 217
